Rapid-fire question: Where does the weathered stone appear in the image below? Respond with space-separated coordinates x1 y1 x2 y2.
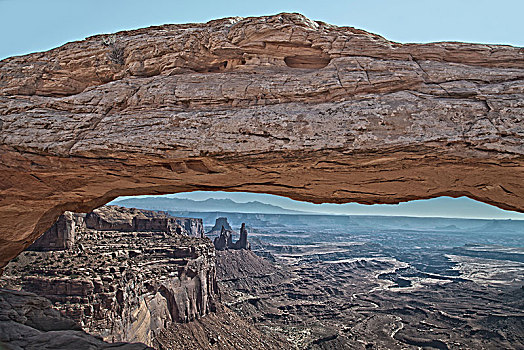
0 289 152 350
207 217 233 234
213 226 233 251
27 206 204 253
213 223 251 250
0 13 523 268
1 207 218 346
232 223 250 250
28 212 76 251
85 205 204 237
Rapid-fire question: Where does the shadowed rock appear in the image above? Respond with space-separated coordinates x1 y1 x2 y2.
232 223 250 250
28 212 76 251
0 289 152 350
207 217 233 235
214 226 234 251
213 223 251 251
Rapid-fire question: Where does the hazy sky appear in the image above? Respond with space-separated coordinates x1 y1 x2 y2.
1 0 523 60
111 192 524 220
2 1 522 219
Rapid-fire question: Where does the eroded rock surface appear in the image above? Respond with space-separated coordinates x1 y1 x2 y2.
28 212 77 251
213 223 251 250
207 218 233 235
85 205 204 237
0 13 523 268
29 206 204 252
213 227 233 251
0 289 152 350
1 206 217 347
216 243 524 349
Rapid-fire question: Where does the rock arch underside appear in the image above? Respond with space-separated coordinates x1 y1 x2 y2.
0 13 523 269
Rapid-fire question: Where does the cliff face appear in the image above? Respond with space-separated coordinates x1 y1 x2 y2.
29 211 77 251
85 205 204 237
0 13 523 268
1 207 217 346
213 223 251 251
29 206 204 253
0 289 152 349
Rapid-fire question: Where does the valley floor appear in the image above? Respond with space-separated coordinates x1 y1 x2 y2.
216 249 524 350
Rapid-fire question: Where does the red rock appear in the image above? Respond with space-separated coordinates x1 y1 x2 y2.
0 13 522 269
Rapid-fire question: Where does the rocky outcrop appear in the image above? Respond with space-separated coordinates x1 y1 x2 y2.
0 289 152 350
213 223 250 251
1 210 217 346
207 217 233 234
213 227 233 251
0 13 523 268
233 223 250 250
85 205 204 237
27 206 204 252
28 212 77 251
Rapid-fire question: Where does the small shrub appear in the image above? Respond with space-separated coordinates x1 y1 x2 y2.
102 35 125 65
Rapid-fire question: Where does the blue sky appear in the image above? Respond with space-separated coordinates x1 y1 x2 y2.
2 0 522 219
1 0 523 60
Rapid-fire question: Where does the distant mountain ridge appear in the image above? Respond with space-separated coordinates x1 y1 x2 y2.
111 197 306 214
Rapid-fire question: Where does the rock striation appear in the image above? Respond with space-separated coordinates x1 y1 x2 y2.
29 206 204 253
1 206 217 347
28 212 77 251
85 205 204 237
0 289 152 350
0 13 523 268
213 223 251 251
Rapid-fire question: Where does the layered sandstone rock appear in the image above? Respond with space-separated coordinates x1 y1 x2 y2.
85 205 204 237
0 289 152 349
1 208 217 346
28 206 204 252
0 13 523 268
28 211 77 251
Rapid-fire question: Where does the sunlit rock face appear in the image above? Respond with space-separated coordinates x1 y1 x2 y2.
84 205 204 237
28 206 204 252
0 13 523 268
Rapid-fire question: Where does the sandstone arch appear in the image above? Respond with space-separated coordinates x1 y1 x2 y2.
0 13 523 269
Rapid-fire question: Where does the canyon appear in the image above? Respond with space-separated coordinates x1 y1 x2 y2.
215 212 524 349
2 207 523 349
2 206 216 347
1 206 289 349
0 11 522 350
0 13 523 269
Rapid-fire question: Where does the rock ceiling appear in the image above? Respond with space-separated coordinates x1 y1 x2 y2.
0 13 522 268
